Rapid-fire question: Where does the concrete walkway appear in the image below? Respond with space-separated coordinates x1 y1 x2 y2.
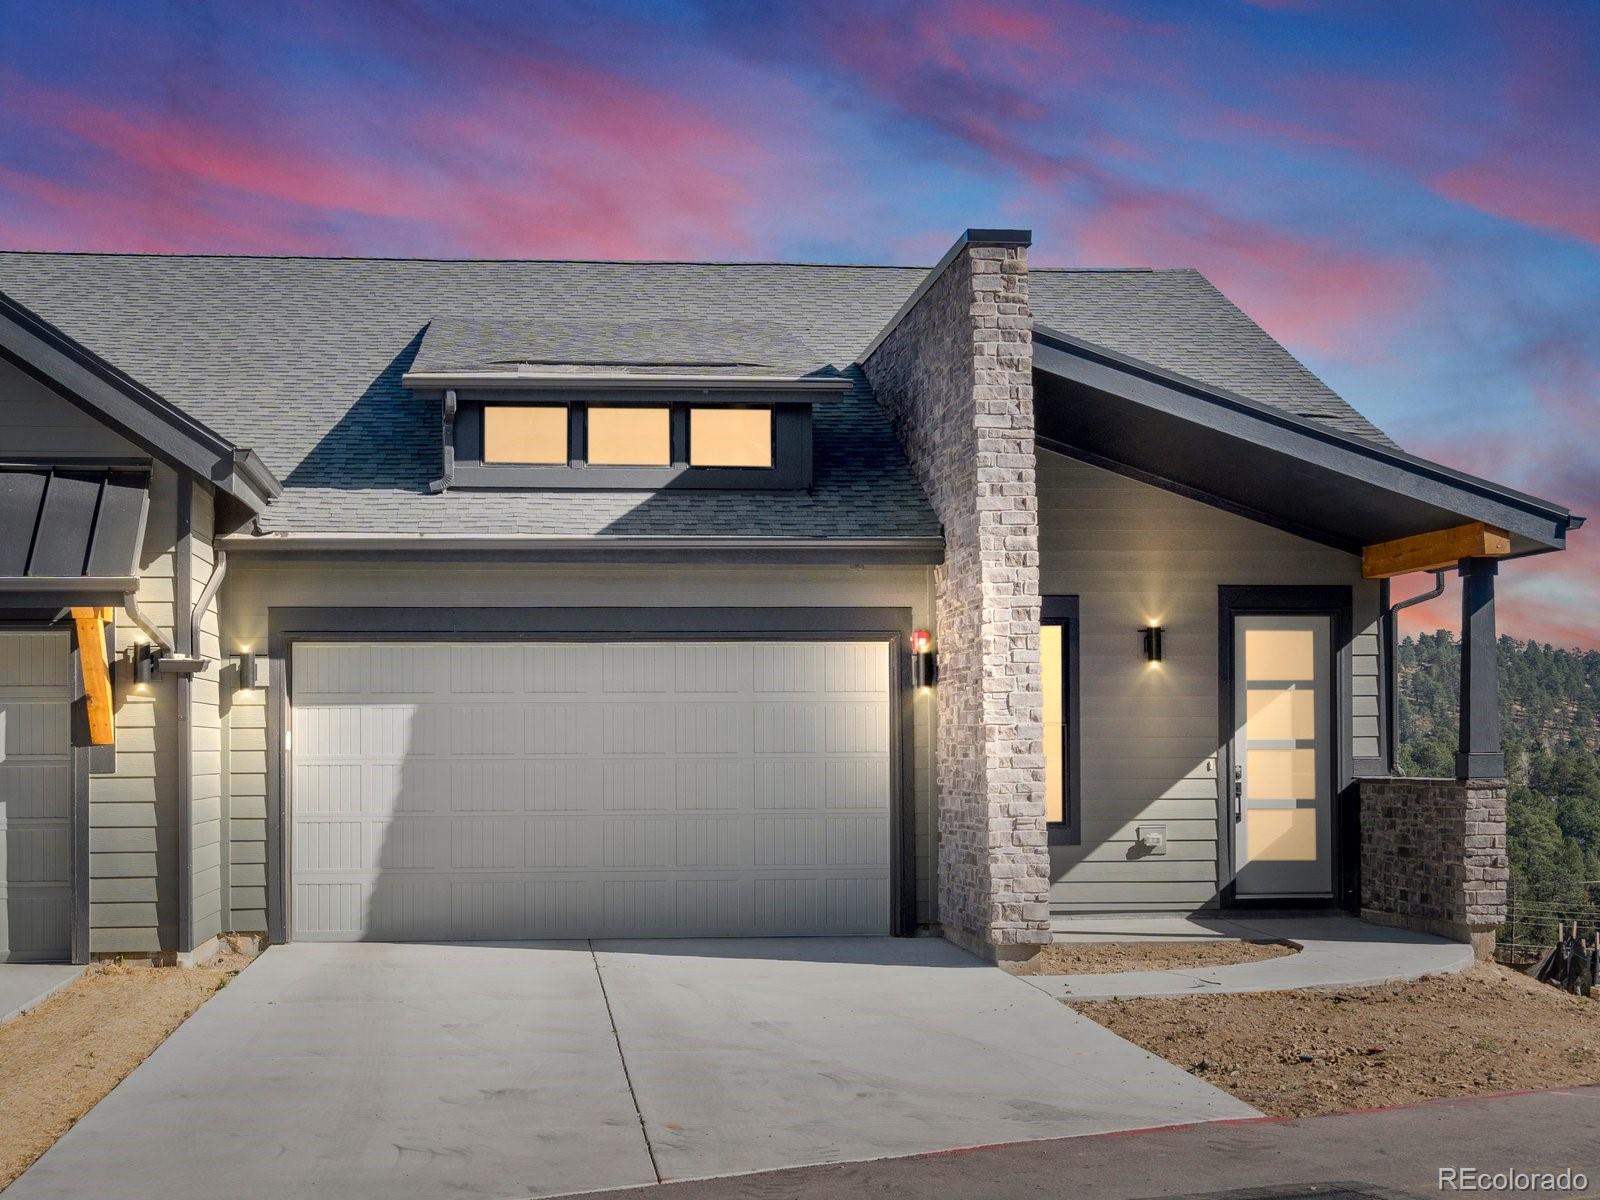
587 1084 1600 1200
6 939 1254 1199
0 963 83 1024
1022 915 1473 1001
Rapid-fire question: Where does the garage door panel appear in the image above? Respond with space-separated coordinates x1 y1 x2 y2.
0 762 72 819
602 644 676 692
675 703 751 754
675 760 754 810
527 705 598 755
527 760 603 811
675 643 752 693
291 640 893 941
602 704 676 755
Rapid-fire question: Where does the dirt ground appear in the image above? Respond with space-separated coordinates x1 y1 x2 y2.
0 948 254 1190
1077 962 1600 1117
1018 938 1296 975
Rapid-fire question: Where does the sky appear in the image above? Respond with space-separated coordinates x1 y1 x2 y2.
2 0 1597 650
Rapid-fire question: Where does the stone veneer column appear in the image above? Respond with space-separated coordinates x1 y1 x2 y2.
862 229 1051 960
1359 776 1508 958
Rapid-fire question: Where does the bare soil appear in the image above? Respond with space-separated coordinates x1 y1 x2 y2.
1018 938 1296 976
0 949 253 1189
1076 962 1600 1117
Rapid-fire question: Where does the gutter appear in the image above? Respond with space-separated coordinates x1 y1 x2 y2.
216 533 946 565
401 371 852 393
188 548 227 661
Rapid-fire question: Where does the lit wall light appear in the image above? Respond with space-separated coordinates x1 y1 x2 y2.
234 652 258 691
134 642 159 685
910 629 937 687
1140 625 1165 664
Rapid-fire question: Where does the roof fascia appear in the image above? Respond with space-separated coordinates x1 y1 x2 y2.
217 533 945 566
0 291 281 512
1032 324 1577 550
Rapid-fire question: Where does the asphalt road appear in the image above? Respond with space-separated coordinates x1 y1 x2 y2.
586 1085 1600 1200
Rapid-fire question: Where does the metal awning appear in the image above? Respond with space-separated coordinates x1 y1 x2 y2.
0 460 150 605
1033 326 1581 559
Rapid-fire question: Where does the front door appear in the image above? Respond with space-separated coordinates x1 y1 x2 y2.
1231 614 1333 898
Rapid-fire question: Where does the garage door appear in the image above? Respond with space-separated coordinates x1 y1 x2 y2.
290 641 893 940
0 632 72 962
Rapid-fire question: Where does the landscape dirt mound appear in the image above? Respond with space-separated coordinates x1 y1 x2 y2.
1076 962 1600 1116
1019 938 1296 976
0 950 253 1189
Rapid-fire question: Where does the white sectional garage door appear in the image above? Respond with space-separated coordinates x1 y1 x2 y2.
0 632 72 962
290 641 892 941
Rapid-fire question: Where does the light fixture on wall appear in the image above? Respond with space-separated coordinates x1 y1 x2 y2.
1140 624 1165 664
910 629 937 688
133 642 159 685
234 652 258 691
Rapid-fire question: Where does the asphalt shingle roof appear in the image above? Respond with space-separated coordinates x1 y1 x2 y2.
0 253 1393 537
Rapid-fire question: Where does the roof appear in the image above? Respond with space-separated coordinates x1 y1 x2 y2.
1033 327 1575 556
0 460 150 590
0 252 1397 538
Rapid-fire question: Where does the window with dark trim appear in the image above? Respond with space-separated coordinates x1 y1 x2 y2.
449 395 811 490
1042 594 1081 845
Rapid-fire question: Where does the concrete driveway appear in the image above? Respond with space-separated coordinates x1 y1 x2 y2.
6 939 1254 1199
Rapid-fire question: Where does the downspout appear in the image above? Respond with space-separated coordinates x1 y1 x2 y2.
190 548 227 657
1382 570 1447 775
427 389 457 493
123 590 175 655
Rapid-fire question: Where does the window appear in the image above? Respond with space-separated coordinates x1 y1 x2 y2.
483 405 567 464
1042 595 1080 844
586 406 671 466
689 407 773 468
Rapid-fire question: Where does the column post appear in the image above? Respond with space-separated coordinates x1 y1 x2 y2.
1455 557 1504 780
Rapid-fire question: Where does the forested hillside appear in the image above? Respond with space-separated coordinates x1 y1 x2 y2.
1397 632 1600 923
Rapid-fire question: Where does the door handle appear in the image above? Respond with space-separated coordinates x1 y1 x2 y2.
1232 764 1243 822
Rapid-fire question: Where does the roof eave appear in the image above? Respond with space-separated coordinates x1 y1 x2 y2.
0 291 282 513
1032 323 1580 554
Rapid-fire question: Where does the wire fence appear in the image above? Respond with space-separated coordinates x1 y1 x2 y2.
1498 881 1600 968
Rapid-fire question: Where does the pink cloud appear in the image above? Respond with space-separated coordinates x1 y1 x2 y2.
1062 183 1426 356
1434 162 1600 248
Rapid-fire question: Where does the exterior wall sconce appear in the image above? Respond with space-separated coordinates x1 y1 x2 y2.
234 652 258 691
1141 625 1165 663
910 629 937 687
133 642 159 685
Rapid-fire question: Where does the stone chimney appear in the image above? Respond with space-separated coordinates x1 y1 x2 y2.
861 229 1051 961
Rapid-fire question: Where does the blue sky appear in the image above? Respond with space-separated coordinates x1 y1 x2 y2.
2 0 1596 645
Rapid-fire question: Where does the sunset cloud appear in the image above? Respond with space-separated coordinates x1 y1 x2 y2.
1 0 1594 647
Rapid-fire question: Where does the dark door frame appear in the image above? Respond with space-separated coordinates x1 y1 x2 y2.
0 614 94 964
265 606 917 945
1217 585 1356 911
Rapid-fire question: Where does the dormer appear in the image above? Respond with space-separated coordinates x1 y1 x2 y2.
402 317 850 492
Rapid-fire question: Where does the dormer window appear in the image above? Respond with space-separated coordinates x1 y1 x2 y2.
689 407 773 468
402 315 849 492
586 406 671 466
482 405 568 465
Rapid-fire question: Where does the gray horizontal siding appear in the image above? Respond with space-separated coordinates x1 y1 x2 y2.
1040 451 1380 914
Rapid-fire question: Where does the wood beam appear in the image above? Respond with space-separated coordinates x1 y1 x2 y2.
1362 522 1511 580
70 606 115 746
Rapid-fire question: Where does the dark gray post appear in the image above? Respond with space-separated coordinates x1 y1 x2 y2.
1455 557 1504 779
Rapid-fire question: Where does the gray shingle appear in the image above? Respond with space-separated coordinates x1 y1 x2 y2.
0 253 1393 537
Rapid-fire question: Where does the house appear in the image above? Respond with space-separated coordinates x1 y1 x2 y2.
0 230 1579 967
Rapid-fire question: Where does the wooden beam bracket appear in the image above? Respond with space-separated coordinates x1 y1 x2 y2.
70 606 115 747
1362 521 1511 580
